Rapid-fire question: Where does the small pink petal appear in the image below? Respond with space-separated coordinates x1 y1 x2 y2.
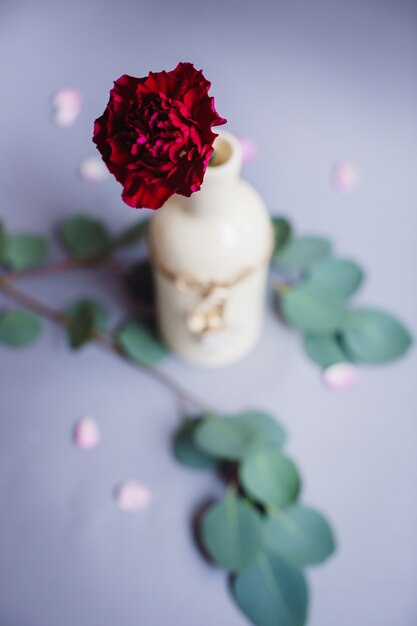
74 417 100 449
116 480 152 512
332 161 359 192
79 156 109 182
52 88 82 127
237 136 257 164
322 363 358 391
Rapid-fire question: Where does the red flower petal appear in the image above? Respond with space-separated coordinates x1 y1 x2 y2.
121 176 173 210
93 62 226 209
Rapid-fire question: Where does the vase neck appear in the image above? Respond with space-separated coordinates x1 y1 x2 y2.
180 131 242 216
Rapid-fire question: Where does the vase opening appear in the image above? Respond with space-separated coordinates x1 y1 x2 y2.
204 131 242 184
209 135 233 167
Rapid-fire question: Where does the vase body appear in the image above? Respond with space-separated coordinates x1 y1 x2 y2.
149 131 272 367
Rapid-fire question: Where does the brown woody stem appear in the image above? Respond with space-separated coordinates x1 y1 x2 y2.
0 276 216 415
4 257 127 281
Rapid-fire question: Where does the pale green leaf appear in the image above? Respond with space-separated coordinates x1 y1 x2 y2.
239 411 287 449
59 215 111 260
303 333 351 368
174 418 217 470
264 505 336 566
274 236 331 271
0 309 41 348
201 490 263 571
194 412 286 462
233 552 308 626
118 319 169 365
342 308 412 363
271 216 292 260
66 299 108 349
0 223 7 263
240 447 301 508
306 257 363 299
4 234 49 271
280 284 347 333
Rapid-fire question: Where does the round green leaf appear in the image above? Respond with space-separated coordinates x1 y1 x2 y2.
306 257 363 299
4 234 49 271
264 505 336 566
233 552 309 626
0 222 7 263
0 309 41 348
201 491 263 571
274 236 331 271
342 308 412 363
67 299 107 331
67 304 94 349
59 215 111 260
194 412 286 461
240 448 301 507
239 411 287 449
303 333 351 368
271 216 292 260
194 416 261 461
280 284 347 333
66 299 108 349
174 419 217 470
118 319 169 365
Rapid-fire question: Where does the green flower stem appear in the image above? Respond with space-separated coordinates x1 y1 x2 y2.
0 276 216 415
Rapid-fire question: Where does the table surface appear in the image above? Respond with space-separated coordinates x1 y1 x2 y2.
0 1 416 625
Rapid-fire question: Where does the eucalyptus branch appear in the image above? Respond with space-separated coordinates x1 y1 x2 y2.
0 276 216 414
0 277 67 323
4 256 127 281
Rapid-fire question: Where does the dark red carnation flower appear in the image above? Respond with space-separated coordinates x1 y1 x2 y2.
93 62 226 210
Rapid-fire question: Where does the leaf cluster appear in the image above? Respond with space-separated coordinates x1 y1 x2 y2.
58 214 149 261
271 217 412 368
174 411 336 626
0 222 50 348
0 222 49 271
0 215 150 350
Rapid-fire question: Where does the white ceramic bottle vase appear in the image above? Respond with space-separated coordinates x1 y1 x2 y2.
149 131 272 367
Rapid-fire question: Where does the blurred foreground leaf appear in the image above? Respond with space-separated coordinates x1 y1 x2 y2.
118 319 169 365
201 490 263 571
280 284 347 333
239 447 301 508
59 215 111 260
273 236 331 271
66 299 108 349
0 309 41 348
306 257 363 299
342 308 412 363
264 505 336 566
174 418 217 470
271 216 292 260
303 333 351 368
3 234 49 271
233 552 308 626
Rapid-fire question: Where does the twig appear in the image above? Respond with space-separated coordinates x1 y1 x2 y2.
0 277 67 324
0 277 216 415
4 257 127 281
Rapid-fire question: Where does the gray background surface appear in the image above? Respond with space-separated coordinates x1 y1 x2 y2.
0 0 416 624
